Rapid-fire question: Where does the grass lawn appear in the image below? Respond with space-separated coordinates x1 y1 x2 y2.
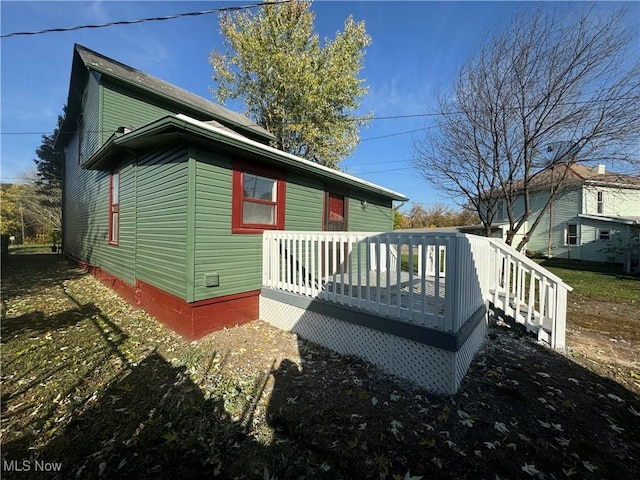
8 244 57 255
539 259 640 302
1 254 639 479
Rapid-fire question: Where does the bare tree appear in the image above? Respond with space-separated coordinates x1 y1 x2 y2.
413 6 640 250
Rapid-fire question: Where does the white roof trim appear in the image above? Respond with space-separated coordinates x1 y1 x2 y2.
578 214 640 225
175 114 407 200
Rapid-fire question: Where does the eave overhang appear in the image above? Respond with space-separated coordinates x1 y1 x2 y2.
83 114 408 202
578 214 640 225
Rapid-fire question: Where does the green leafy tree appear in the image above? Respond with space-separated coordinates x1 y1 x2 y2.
210 0 371 168
393 208 407 230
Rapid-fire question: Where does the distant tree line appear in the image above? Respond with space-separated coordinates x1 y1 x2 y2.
1 111 64 244
393 203 479 230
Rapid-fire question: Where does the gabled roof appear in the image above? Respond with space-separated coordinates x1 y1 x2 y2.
56 44 274 148
84 113 408 202
509 163 640 193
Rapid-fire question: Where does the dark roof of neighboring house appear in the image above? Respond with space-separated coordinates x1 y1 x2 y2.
56 44 274 148
499 163 640 195
84 113 408 202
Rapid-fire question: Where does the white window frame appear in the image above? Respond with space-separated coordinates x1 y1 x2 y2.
598 228 611 241
597 190 604 214
565 222 579 246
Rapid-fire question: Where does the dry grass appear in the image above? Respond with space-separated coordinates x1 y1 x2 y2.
1 254 639 479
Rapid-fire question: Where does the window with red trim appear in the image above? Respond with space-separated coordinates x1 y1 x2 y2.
109 170 120 245
232 161 285 233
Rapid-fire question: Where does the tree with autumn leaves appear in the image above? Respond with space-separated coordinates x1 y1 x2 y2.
210 0 371 169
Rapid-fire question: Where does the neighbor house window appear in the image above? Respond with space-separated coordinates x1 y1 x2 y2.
109 170 120 245
598 228 611 241
597 191 604 214
565 222 579 246
496 200 506 221
232 161 285 234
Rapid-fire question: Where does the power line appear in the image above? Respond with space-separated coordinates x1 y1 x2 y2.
0 1 291 38
360 126 438 142
352 166 416 175
3 93 638 137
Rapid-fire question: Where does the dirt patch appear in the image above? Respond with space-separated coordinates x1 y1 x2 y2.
566 296 640 394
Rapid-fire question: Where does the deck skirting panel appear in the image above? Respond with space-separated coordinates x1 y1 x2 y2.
260 290 487 394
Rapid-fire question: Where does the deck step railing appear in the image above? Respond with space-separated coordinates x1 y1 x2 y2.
262 231 572 348
485 238 572 348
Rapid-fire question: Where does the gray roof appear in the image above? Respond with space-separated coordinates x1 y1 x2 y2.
57 44 273 147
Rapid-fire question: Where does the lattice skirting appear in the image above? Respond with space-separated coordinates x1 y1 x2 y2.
260 295 487 394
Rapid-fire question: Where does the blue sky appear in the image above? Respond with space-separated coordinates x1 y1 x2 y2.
1 1 638 209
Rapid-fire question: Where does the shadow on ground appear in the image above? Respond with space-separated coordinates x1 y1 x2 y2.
1 254 639 479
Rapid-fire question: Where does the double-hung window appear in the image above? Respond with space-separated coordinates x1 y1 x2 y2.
109 170 120 245
597 191 604 214
565 222 579 246
496 200 506 221
232 161 285 233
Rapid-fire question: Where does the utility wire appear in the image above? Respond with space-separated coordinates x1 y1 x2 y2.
0 1 291 38
4 92 638 137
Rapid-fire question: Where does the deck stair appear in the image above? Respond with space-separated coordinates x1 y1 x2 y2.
261 231 572 393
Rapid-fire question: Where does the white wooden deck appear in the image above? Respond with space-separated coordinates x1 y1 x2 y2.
262 231 572 349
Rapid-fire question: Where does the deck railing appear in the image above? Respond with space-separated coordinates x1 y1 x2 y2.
262 231 572 348
485 238 572 348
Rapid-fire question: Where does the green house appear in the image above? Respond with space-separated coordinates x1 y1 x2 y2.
56 44 407 340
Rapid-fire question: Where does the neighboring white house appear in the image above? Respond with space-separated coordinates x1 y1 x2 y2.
465 164 640 266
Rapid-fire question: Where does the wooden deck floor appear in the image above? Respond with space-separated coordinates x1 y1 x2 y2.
319 271 447 326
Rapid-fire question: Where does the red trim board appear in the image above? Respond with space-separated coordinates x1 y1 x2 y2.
72 258 258 341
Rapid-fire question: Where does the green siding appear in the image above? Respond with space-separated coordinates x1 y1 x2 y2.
134 146 190 299
82 73 101 159
285 173 324 230
193 151 258 301
63 127 136 284
580 220 634 263
520 188 582 259
101 81 177 143
348 195 393 232
63 129 106 263
64 67 405 308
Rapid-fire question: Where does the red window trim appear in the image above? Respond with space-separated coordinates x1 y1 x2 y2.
108 170 120 245
232 160 286 234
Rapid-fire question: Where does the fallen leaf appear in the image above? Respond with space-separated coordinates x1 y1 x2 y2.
521 463 540 476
